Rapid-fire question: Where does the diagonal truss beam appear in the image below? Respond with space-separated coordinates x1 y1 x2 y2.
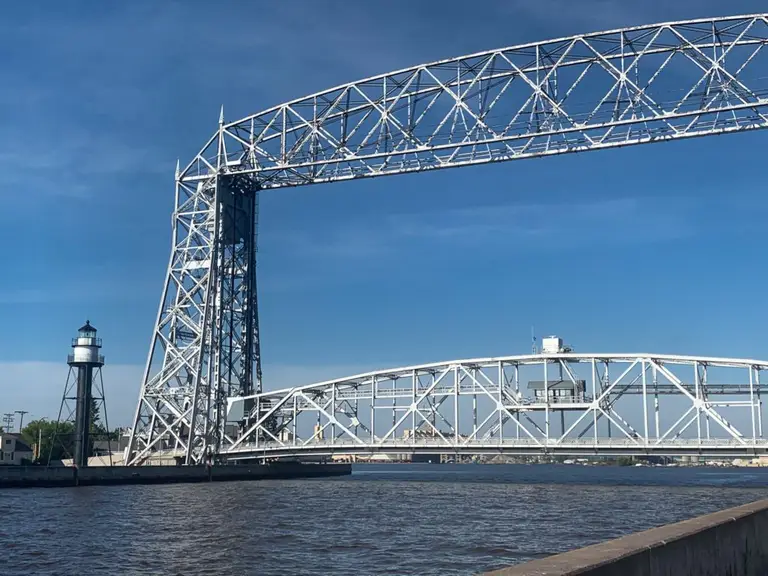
129 14 768 465
179 14 768 189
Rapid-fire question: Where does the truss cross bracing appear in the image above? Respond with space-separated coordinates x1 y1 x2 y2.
126 14 768 465
219 354 768 460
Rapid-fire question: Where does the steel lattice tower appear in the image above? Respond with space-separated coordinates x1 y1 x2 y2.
126 110 262 466
125 14 768 465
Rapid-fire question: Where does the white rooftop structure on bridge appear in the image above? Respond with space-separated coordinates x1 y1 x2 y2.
542 336 564 354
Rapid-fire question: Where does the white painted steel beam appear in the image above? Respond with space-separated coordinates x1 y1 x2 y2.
126 14 768 465
219 354 768 460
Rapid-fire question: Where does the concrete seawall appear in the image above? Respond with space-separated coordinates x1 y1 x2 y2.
483 498 768 576
0 462 351 488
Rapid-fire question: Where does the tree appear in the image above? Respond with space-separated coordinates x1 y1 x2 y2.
21 419 75 463
89 398 118 441
18 400 118 464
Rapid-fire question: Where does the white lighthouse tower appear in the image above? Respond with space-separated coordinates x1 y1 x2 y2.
51 320 111 467
70 320 104 366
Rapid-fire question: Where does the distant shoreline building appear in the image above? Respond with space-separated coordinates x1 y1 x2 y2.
0 433 34 465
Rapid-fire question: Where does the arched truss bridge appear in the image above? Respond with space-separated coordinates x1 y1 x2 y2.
141 352 768 463
126 14 768 465
219 353 768 460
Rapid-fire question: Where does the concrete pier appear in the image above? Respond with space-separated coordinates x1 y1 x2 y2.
483 498 768 576
0 462 351 488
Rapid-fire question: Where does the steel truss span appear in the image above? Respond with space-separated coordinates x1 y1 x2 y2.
126 14 768 465
221 354 768 460
186 14 768 188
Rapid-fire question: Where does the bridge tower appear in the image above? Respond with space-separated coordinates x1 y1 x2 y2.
123 14 768 465
125 108 263 466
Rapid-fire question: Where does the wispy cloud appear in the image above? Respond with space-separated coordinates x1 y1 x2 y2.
0 131 171 199
0 275 159 306
498 0 731 35
0 289 56 306
275 197 693 263
499 0 648 33
0 3 387 203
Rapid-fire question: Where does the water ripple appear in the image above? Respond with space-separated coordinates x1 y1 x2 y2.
2 463 768 575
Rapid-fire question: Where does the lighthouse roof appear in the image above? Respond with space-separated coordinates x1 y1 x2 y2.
78 320 97 333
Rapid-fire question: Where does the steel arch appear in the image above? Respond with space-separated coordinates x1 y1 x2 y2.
185 13 768 188
126 14 768 466
218 353 768 461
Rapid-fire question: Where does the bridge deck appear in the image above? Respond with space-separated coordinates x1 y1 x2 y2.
217 438 768 460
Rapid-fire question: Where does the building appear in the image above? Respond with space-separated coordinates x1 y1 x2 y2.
0 433 34 465
528 379 587 402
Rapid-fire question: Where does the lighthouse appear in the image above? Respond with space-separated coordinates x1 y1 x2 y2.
67 320 105 467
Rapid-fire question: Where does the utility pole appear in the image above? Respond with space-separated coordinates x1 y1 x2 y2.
15 410 28 432
2 413 14 433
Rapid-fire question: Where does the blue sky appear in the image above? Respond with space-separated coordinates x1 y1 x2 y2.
2 0 768 426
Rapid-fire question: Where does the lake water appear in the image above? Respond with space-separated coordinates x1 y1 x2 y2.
3 463 768 575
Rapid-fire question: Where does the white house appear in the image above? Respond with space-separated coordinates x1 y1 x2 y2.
0 433 34 465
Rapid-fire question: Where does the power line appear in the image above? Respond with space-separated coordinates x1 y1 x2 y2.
2 413 14 433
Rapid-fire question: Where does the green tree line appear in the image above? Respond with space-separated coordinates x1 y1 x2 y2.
20 399 118 463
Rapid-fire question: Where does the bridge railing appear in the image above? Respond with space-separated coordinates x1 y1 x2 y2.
223 436 768 455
